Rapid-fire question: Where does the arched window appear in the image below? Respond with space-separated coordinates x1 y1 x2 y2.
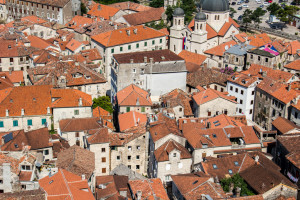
200 24 202 30
197 24 198 30
178 20 181 25
215 15 217 20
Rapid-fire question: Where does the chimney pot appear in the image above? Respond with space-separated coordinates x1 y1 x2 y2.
79 97 82 106
6 109 9 117
21 108 24 116
130 59 134 63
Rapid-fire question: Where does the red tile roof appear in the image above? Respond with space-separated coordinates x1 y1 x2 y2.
21 15 47 24
178 50 207 72
204 40 237 56
118 111 147 132
154 139 192 162
284 60 300 71
129 178 169 200
248 33 272 47
123 7 164 26
66 39 84 52
87 127 110 144
109 1 151 12
92 25 166 47
2 71 24 83
39 169 95 200
59 117 102 132
272 116 299 134
19 171 33 181
95 175 129 199
0 73 13 90
228 72 259 87
65 16 94 29
117 84 152 106
88 3 120 20
285 40 300 55
27 35 53 49
192 88 237 105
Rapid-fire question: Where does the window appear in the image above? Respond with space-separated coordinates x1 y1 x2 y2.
152 40 155 45
76 132 79 137
0 121 3 127
265 58 268 62
74 110 79 115
144 42 147 46
117 156 120 160
132 68 136 73
128 165 132 169
160 39 162 43
249 109 253 114
240 100 243 104
165 175 170 181
295 112 298 119
141 107 145 112
208 111 211 116
228 169 233 174
44 149 49 155
126 107 130 112
120 47 123 52
258 56 261 61
213 164 217 169
251 100 254 105
102 157 106 162
179 107 183 112
136 165 140 169
101 148 105 152
42 118 46 125
235 57 239 62
128 45 131 50
173 153 176 157
235 88 238 93
136 146 140 150
136 155 140 160
214 85 217 90
102 168 106 173
239 109 242 113
241 90 244 95
111 48 114 53
13 120 18 127
230 86 233 91
10 58 13 62
128 146 132 151
27 119 32 126
136 43 139 48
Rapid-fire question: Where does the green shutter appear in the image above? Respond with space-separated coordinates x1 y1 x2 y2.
136 43 139 48
141 107 145 112
152 40 155 45
126 107 130 112
144 42 147 47
27 119 32 126
0 121 3 128
42 118 46 125
120 47 123 52
13 120 18 127
111 48 114 53
160 39 162 43
128 45 131 50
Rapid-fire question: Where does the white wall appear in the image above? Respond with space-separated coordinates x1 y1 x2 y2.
53 107 92 128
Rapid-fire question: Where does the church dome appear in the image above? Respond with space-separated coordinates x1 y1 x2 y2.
195 12 206 21
201 0 229 12
173 8 185 16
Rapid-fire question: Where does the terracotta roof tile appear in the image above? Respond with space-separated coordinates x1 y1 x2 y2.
109 131 145 146
234 32 248 43
21 15 47 24
284 59 300 71
0 73 13 90
204 40 237 56
109 1 151 12
228 72 259 87
248 33 272 47
59 117 102 132
66 39 84 52
278 134 300 153
87 127 110 144
27 35 53 49
192 88 237 105
91 25 166 47
129 178 169 200
19 171 32 181
57 145 95 179
285 40 300 55
88 3 120 20
39 169 94 200
154 139 191 162
2 71 24 83
95 175 129 199
118 111 147 132
65 16 94 29
117 84 152 106
179 50 207 72
123 7 164 26
272 116 299 134
286 150 300 169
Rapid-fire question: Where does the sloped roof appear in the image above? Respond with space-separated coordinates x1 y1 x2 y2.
59 117 102 132
284 59 300 71
109 1 151 12
87 128 110 144
39 169 95 200
192 88 237 105
178 50 207 72
272 116 300 134
65 16 94 29
118 111 147 132
204 40 237 56
0 73 13 90
123 7 164 26
117 84 152 106
88 3 120 20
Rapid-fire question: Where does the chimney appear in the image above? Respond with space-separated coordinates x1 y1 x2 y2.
126 30 130 36
114 24 118 30
47 107 50 114
136 191 142 200
79 98 82 106
255 155 259 164
288 84 291 91
6 109 9 117
81 174 85 180
75 62 79 66
262 71 267 77
149 57 153 64
21 108 24 116
144 56 147 63
133 28 137 34
203 62 208 69
130 59 134 63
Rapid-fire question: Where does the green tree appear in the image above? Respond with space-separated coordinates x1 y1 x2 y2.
146 20 167 30
230 7 237 18
251 7 266 26
180 0 196 23
242 9 253 32
81 3 87 15
93 96 113 113
220 174 255 197
277 5 299 23
165 6 174 24
267 3 281 15
149 0 164 8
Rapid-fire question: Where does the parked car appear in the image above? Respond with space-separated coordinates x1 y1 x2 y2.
238 15 243 20
232 2 236 5
245 0 249 3
260 4 264 7
256 0 261 3
263 2 269 5
238 6 243 10
237 1 241 4
242 4 249 7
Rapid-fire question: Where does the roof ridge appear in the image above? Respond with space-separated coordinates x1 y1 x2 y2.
238 154 248 173
60 169 74 200
106 29 114 47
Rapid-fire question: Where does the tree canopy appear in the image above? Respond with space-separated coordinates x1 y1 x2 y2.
220 174 255 197
81 3 87 15
251 7 267 25
95 0 138 5
242 9 253 31
267 3 299 23
92 96 114 113
149 0 164 8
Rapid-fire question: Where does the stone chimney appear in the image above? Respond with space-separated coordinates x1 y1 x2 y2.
136 191 142 200
21 108 24 116
126 30 130 36
114 24 118 30
6 109 9 117
79 97 82 106
81 174 85 180
133 28 137 34
262 71 267 77
47 107 50 114
288 84 291 91
144 56 147 63
149 58 153 65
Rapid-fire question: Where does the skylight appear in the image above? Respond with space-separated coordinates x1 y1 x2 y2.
234 161 239 166
228 169 233 174
213 164 217 169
